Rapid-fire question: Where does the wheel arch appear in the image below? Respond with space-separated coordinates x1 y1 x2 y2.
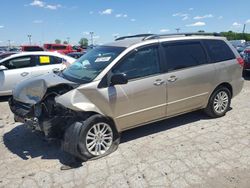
214 82 233 97
204 82 233 109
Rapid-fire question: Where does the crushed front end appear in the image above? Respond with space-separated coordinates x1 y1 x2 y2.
9 96 76 139
8 73 83 139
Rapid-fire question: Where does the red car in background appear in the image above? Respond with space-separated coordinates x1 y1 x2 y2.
21 45 44 52
43 44 77 54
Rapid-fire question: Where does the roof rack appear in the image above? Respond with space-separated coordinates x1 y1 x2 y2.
115 34 154 41
114 32 222 42
143 32 222 40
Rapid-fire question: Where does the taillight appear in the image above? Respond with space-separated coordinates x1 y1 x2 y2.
237 57 244 67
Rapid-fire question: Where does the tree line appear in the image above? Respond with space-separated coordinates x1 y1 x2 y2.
54 38 89 48
220 31 250 41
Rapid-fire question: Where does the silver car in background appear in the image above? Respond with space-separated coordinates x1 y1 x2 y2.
0 51 75 96
9 33 244 161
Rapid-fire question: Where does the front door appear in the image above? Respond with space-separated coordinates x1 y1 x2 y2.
0 56 34 95
109 44 167 130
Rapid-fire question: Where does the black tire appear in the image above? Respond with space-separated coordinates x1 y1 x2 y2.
78 114 119 159
62 115 120 161
204 87 231 118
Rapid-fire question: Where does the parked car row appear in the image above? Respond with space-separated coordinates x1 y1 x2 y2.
231 42 250 76
243 48 250 75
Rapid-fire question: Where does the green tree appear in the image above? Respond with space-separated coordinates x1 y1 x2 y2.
55 39 61 44
63 41 68 45
220 31 250 41
79 38 88 48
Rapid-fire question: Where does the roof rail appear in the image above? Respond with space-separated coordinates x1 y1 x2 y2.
143 32 222 40
115 34 154 41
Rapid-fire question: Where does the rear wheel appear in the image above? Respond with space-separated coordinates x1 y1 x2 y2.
205 87 231 118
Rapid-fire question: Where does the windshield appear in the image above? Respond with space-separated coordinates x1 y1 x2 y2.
62 46 125 83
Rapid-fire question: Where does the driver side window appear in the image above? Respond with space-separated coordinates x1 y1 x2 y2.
113 45 160 80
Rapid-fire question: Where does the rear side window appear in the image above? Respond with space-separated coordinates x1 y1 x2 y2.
163 41 207 72
203 40 235 63
36 55 63 65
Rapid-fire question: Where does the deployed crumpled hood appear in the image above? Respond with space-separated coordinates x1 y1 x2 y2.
13 73 76 104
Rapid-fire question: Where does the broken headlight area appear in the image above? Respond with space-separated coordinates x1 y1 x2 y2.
9 90 89 140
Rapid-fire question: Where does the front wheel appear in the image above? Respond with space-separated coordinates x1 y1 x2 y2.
62 115 120 161
204 87 231 118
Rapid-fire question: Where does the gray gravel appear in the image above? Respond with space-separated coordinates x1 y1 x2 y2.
0 78 250 188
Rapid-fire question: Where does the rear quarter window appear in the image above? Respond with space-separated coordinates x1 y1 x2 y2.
203 39 235 63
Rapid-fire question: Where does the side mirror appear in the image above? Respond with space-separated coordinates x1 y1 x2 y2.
0 65 7 71
110 73 128 86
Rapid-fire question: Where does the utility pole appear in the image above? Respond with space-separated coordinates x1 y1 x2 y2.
176 28 180 33
27 34 32 45
8 40 11 49
89 32 94 46
67 37 70 44
243 24 246 34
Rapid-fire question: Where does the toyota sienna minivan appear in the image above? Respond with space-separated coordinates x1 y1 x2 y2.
9 33 244 160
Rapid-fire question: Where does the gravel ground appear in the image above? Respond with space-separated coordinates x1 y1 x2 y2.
0 77 249 188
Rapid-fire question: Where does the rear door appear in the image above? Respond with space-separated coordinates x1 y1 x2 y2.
162 40 216 117
32 55 64 76
0 56 35 95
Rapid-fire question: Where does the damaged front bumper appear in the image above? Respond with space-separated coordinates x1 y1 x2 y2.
9 97 74 138
9 98 39 129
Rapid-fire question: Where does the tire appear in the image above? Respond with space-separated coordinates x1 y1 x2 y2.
204 87 231 118
77 114 119 159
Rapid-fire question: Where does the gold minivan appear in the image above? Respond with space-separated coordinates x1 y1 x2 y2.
9 33 244 160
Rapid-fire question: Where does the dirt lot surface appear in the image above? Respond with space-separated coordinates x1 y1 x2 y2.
0 77 250 188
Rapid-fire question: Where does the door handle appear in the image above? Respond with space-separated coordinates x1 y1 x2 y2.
52 68 60 73
21 72 29 77
167 75 178 82
154 79 165 86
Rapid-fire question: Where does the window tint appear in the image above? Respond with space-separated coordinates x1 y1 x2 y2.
51 56 63 64
5 56 32 69
163 41 207 71
23 46 44 51
203 40 235 63
52 46 67 50
113 45 160 80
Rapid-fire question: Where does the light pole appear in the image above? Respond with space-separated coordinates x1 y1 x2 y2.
67 37 70 44
27 34 32 45
8 40 11 49
89 32 94 46
176 28 180 33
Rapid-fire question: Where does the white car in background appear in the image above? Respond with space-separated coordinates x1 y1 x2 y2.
0 51 76 96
